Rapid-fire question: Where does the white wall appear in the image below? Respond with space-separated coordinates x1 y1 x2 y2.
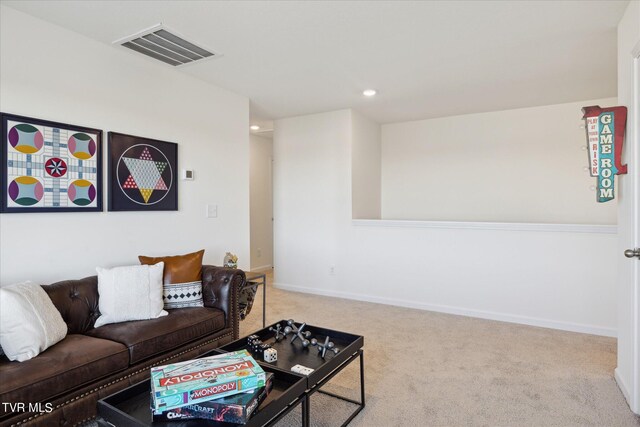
614 0 640 413
273 110 352 288
351 110 381 219
382 99 618 224
344 220 617 335
274 108 618 337
0 6 250 284
250 134 273 271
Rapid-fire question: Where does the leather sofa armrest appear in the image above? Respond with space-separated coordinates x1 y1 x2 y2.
201 265 244 339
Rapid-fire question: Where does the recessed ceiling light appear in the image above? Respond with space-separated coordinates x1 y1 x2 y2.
362 89 377 97
250 125 260 130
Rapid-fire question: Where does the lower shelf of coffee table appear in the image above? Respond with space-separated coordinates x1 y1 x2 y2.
97 365 306 427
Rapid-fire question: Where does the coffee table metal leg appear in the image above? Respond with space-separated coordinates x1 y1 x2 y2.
301 394 310 427
336 350 365 426
262 276 266 327
310 349 365 426
360 349 366 408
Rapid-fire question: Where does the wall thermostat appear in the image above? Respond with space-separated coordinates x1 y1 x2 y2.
182 169 194 180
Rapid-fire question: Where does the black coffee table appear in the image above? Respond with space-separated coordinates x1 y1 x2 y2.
97 321 364 427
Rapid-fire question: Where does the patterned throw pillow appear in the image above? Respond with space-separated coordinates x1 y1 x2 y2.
139 249 205 309
238 281 258 320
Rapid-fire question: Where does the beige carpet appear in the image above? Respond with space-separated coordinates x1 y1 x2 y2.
238 271 640 427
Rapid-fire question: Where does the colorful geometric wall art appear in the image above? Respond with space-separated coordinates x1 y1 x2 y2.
1 113 102 213
108 132 178 211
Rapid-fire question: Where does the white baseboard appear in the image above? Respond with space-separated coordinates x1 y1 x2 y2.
615 368 631 404
615 368 640 414
273 282 617 337
250 264 273 272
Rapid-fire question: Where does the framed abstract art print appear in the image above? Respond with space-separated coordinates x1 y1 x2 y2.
108 132 178 211
1 113 102 213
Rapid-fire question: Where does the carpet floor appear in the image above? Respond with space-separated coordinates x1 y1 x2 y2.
237 271 639 427
89 272 639 426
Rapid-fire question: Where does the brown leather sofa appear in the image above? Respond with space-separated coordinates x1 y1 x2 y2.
0 265 244 427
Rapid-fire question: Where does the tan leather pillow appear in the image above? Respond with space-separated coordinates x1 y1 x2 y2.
139 249 205 309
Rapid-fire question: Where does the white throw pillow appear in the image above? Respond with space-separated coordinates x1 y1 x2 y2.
95 263 167 328
0 281 68 362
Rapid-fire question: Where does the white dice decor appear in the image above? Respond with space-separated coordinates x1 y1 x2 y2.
263 348 277 362
291 364 314 375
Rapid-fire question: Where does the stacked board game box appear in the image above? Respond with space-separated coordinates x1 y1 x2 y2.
153 372 274 423
151 350 266 413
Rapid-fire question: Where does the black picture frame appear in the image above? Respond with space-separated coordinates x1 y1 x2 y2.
1 112 103 213
108 132 178 211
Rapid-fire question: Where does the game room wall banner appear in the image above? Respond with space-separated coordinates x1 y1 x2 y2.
582 105 628 203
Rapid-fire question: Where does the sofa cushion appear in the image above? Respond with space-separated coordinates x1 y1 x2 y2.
85 307 225 364
43 276 100 334
94 263 167 327
0 281 68 361
139 249 205 309
0 334 129 412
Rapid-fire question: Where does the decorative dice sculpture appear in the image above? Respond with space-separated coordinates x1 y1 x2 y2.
247 334 275 360
263 348 278 362
247 335 260 346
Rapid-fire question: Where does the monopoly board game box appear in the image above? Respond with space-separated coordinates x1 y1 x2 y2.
151 350 266 412
152 372 274 423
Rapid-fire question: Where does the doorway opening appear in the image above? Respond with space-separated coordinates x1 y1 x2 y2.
249 123 274 273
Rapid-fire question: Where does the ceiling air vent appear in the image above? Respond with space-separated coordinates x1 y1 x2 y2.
114 24 219 67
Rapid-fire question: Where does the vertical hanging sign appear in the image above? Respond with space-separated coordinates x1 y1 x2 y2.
581 105 627 202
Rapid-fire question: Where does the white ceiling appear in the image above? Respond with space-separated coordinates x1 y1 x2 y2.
3 1 629 124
